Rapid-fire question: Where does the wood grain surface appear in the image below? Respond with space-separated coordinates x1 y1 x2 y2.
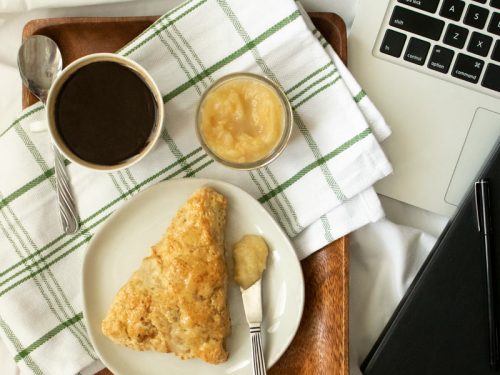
22 13 349 375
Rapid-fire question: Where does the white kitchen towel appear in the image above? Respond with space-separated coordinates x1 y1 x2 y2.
0 0 391 373
291 5 391 258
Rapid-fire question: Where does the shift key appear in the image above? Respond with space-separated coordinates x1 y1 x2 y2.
390 6 445 41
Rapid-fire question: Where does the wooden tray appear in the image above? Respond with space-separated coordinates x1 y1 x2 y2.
22 13 349 375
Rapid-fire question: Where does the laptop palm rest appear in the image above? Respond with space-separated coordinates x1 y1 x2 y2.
445 108 500 206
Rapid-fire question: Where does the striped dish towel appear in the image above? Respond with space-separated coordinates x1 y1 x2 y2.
0 0 392 373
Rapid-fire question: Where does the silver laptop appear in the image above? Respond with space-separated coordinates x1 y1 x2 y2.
349 0 500 216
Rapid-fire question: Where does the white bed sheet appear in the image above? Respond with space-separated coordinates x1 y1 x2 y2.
0 1 448 374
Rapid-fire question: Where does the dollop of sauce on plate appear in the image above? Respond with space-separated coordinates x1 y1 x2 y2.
199 77 284 164
233 235 269 289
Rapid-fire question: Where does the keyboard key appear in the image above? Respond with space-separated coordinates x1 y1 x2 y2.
467 31 493 56
428 45 455 73
452 53 485 83
488 12 500 36
404 37 431 65
464 4 490 29
481 63 500 91
380 29 407 57
443 24 469 48
390 6 445 40
398 0 440 13
491 0 500 9
492 40 500 62
440 0 465 21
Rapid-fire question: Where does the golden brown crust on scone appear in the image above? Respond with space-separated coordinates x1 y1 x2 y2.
101 187 230 364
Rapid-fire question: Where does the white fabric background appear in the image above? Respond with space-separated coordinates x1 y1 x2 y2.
0 1 449 374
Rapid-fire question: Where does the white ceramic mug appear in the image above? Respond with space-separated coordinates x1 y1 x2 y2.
46 53 164 172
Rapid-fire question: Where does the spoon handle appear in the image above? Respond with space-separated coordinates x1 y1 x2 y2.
53 145 79 234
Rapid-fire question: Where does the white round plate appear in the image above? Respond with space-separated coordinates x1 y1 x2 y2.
82 178 304 375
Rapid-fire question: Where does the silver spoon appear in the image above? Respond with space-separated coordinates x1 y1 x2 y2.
18 35 79 234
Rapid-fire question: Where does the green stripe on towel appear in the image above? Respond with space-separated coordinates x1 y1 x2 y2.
162 11 301 102
259 128 372 203
14 313 84 362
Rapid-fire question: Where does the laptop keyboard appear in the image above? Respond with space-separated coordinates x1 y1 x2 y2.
378 0 500 95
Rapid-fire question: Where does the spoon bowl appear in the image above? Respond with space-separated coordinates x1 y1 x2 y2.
18 35 63 103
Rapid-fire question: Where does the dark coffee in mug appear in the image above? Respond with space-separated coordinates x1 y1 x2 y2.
55 61 157 166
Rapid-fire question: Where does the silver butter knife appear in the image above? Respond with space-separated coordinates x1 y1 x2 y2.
241 279 267 375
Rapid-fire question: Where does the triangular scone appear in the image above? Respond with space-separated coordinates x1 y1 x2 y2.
101 187 230 364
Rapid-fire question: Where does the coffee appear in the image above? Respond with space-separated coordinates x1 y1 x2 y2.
55 61 157 166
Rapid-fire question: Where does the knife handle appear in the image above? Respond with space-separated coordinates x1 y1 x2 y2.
249 323 267 375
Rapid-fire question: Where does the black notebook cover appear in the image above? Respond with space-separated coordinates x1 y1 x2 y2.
361 141 500 375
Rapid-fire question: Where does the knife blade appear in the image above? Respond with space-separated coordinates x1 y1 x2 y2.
241 279 262 324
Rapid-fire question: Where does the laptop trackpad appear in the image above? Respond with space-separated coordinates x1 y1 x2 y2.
445 108 500 206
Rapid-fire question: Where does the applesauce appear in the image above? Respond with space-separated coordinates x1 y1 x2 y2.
196 73 292 169
232 235 269 289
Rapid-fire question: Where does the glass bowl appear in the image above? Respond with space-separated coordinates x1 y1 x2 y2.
195 72 293 170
